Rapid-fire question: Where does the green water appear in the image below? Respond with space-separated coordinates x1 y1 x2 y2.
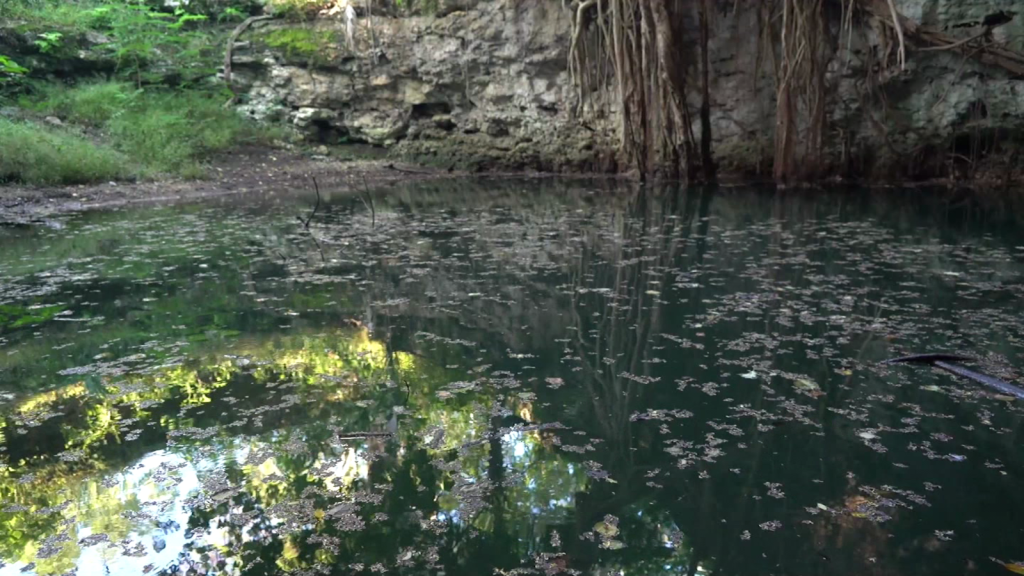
1 181 1023 576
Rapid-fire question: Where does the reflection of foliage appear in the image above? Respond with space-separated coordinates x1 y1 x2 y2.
0 327 437 573
2 182 1024 576
64 402 121 450
0 463 139 575
0 304 66 331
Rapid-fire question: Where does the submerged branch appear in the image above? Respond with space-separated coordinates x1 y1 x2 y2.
300 176 321 229
884 354 1024 400
360 175 376 229
297 177 326 263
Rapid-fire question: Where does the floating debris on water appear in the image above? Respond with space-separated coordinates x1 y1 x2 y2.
0 184 1021 576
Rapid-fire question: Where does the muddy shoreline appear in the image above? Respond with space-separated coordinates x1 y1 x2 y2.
0 147 462 223
4 146 1020 226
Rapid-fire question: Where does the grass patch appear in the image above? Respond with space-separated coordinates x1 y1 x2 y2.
0 117 132 185
1 2 283 185
3 0 107 31
7 80 282 183
19 80 133 125
105 88 273 175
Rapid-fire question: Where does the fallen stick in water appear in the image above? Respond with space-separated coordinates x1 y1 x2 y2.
883 353 1024 400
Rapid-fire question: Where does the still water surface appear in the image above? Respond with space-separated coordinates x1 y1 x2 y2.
1 181 1023 576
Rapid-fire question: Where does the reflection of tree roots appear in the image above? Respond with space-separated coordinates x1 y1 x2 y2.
360 175 376 229
296 177 326 263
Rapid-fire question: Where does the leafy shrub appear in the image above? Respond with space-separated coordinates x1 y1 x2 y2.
86 3 211 86
32 31 64 53
0 55 29 83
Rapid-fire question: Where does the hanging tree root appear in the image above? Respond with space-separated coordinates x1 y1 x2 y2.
771 0 829 183
883 0 906 70
223 15 276 107
566 0 712 181
858 0 1024 76
568 0 597 94
566 0 1024 184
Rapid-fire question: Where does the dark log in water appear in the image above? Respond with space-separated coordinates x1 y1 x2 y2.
932 361 1024 400
881 353 977 365
883 353 1024 400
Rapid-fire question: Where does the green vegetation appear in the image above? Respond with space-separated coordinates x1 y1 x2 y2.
95 3 210 86
7 2 215 85
0 117 132 185
258 27 338 61
104 89 261 175
264 0 328 19
263 0 440 19
30 31 63 54
20 80 130 125
414 0 441 14
0 304 66 330
0 55 29 79
0 0 282 186
3 0 260 29
3 81 278 183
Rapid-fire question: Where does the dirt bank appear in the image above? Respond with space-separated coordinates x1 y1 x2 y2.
0 146 458 223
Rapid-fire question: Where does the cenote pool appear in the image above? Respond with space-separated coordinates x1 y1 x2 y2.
1 181 1023 576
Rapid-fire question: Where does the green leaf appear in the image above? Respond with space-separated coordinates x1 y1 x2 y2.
0 55 29 75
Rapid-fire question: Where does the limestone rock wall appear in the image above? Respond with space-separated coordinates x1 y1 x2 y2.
232 0 616 171
701 0 1024 177
231 0 1024 177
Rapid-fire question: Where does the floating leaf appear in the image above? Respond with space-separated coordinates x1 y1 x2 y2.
794 378 825 398
794 378 819 391
594 520 619 538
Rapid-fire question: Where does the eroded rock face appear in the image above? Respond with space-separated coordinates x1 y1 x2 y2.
230 0 617 172
685 0 1024 178
231 0 1024 177
830 0 1024 178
